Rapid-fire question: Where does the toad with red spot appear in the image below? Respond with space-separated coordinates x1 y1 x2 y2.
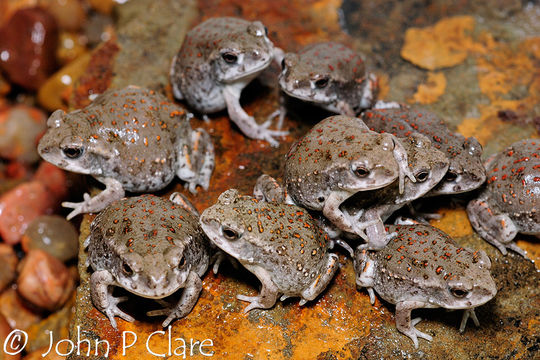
467 139 540 256
38 86 215 219
354 224 497 348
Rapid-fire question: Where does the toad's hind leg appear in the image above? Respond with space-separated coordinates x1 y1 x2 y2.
237 266 280 313
177 128 215 194
300 253 339 305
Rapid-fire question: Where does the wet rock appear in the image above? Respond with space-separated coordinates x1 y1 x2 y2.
33 162 68 204
0 287 41 330
0 105 47 163
0 181 56 245
0 313 21 360
0 0 38 27
56 32 88 65
401 16 476 70
38 0 86 32
21 215 78 262
25 342 68 360
0 244 18 292
37 52 91 111
17 249 75 312
0 7 58 91
88 0 115 15
25 294 73 353
0 73 10 97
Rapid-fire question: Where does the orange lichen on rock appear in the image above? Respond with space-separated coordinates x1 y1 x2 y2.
430 208 473 239
409 72 447 104
401 16 478 70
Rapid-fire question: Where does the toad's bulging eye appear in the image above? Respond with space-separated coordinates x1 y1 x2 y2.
314 77 329 89
450 288 468 298
62 146 83 159
444 171 458 182
353 166 370 178
415 170 430 182
281 58 286 70
178 256 186 269
221 225 240 240
122 262 133 276
222 52 238 64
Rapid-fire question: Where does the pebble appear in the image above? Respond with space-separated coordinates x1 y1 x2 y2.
38 0 86 32
0 105 47 163
0 181 56 245
0 244 18 292
0 287 41 330
0 313 21 360
17 249 75 312
56 31 88 65
33 161 68 203
37 52 91 111
0 7 58 91
21 215 78 262
88 0 115 15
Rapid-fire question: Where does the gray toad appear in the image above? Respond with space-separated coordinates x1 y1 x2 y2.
200 189 339 312
361 107 486 196
38 86 214 219
467 139 540 256
277 41 378 125
354 224 497 348
87 193 211 329
255 115 415 244
170 17 287 146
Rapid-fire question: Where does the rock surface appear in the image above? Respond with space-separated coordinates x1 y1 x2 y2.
66 0 540 359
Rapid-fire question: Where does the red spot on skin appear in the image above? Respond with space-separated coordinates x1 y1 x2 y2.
436 266 443 274
328 64 334 71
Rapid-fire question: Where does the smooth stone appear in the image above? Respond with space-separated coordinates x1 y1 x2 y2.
0 287 42 330
0 7 58 91
37 0 86 32
17 249 75 312
0 244 18 292
21 215 78 262
0 105 47 163
56 31 87 65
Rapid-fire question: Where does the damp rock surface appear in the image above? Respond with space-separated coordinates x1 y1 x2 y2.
67 0 540 359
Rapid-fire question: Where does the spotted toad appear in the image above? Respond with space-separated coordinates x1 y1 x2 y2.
467 139 539 256
170 17 287 146
200 189 339 312
87 193 211 329
38 86 214 219
354 224 497 348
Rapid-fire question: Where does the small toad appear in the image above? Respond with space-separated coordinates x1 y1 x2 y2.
467 139 539 256
87 193 211 329
38 86 214 219
354 224 497 348
200 189 339 312
170 17 287 146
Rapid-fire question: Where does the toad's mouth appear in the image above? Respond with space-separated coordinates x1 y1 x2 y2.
279 83 332 105
221 57 274 83
127 283 185 299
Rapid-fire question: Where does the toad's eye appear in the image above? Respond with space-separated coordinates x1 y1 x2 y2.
450 288 468 298
281 58 286 70
122 262 133 276
444 171 458 182
222 52 238 64
353 166 370 178
62 146 83 159
415 170 430 182
314 77 329 89
221 225 240 241
178 256 186 269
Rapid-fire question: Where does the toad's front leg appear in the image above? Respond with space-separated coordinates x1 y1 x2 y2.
63 177 125 220
395 301 433 348
223 85 288 147
90 270 134 329
300 253 339 305
237 265 279 313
